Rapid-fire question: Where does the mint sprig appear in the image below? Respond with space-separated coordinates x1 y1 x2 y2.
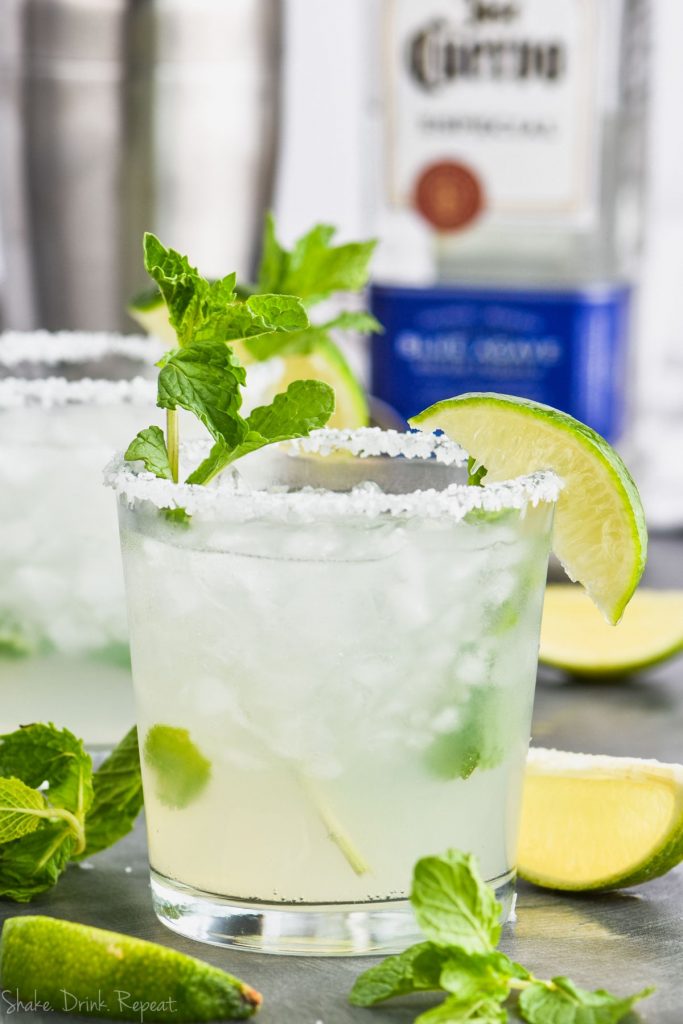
143 232 309 347
257 214 376 305
0 725 142 902
349 850 653 1023
246 215 382 388
126 236 335 491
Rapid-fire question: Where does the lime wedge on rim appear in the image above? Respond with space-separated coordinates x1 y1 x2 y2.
541 585 683 676
519 747 683 891
410 394 647 624
128 290 369 429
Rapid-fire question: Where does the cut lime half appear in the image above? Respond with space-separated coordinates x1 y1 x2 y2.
519 747 683 891
541 585 683 676
410 394 647 624
129 290 369 429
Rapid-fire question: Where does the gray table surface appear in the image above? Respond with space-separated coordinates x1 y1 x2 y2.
1 535 682 1024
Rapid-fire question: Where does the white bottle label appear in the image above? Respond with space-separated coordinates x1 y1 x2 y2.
384 0 600 229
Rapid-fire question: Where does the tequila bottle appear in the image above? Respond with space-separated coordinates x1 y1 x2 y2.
368 0 649 443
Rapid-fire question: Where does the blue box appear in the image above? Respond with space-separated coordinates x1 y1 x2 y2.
370 282 631 443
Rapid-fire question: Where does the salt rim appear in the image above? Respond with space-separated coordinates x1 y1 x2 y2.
290 427 468 466
0 331 164 367
0 330 164 409
105 429 563 522
0 376 158 410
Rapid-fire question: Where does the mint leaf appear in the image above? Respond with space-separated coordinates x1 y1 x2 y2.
323 310 383 334
191 292 308 344
0 725 93 900
77 727 143 860
186 379 334 486
0 778 51 844
143 725 211 809
143 233 214 347
424 687 511 782
416 996 507 1023
440 951 520 1003
244 379 334 443
125 426 173 480
411 851 502 954
243 324 327 361
0 724 92 819
256 216 376 305
144 233 310 347
0 820 76 902
157 341 248 450
245 293 309 332
349 942 451 1006
284 230 375 304
519 978 654 1024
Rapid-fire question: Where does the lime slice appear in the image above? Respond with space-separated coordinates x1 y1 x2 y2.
128 288 177 346
0 916 261 1020
261 335 369 429
129 291 369 428
541 585 683 676
518 747 683 891
143 725 211 809
410 394 647 624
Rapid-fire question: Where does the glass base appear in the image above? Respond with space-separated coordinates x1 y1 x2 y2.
150 867 516 956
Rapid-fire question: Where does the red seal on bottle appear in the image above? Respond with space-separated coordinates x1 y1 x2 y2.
414 161 484 232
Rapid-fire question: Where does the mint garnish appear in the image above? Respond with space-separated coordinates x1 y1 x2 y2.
411 851 502 954
124 426 173 481
257 214 377 305
519 976 654 1023
245 215 382 375
126 234 335 492
349 849 653 1022
143 725 211 810
0 725 141 901
76 726 143 860
424 686 512 782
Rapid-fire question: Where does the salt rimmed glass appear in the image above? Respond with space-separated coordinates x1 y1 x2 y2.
107 428 560 955
0 331 163 746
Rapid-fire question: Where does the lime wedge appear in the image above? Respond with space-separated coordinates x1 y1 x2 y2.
128 288 177 346
129 291 369 428
143 725 211 810
541 585 683 676
260 335 369 429
410 394 647 624
0 916 261 1020
518 747 683 891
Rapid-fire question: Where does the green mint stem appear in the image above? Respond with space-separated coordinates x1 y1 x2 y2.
296 772 370 877
508 977 554 993
32 807 86 855
167 409 179 483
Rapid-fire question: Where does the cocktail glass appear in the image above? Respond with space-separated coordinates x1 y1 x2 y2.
0 331 162 745
108 427 560 954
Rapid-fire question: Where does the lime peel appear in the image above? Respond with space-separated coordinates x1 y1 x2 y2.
0 915 262 1021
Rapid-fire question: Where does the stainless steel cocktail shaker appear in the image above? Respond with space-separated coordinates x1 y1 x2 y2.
0 0 280 331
